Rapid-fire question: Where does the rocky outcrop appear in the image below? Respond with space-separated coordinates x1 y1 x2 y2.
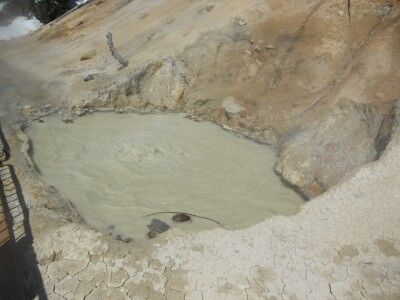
276 100 395 198
90 58 192 110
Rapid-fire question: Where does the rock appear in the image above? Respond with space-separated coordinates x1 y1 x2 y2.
222 124 233 131
222 96 245 115
76 110 85 117
147 230 158 239
62 116 74 123
147 219 170 238
172 213 191 223
93 58 191 110
206 5 215 12
265 44 275 50
84 74 94 82
254 45 262 52
238 19 246 26
275 99 390 197
38 119 44 123
107 225 115 230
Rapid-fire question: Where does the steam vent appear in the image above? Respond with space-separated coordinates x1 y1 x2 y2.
0 0 399 299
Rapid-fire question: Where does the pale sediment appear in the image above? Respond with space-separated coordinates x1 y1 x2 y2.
0 0 399 298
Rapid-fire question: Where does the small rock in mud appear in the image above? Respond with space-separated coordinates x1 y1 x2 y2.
38 119 44 123
222 96 245 115
172 213 191 223
147 218 170 239
238 19 246 26
76 110 84 117
206 5 215 12
147 230 158 239
62 116 74 123
84 74 94 82
108 224 115 230
254 45 262 52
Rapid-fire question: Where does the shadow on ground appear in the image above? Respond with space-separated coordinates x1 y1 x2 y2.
0 123 47 299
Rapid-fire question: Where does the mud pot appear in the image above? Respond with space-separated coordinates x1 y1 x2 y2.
27 113 304 241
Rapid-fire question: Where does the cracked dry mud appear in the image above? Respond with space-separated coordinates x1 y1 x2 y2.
32 113 400 299
0 0 400 299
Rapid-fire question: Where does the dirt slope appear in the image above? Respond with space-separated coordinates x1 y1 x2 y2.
0 0 399 299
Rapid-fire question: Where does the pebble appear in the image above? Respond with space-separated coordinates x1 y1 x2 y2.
84 74 94 82
62 116 74 123
172 213 191 223
76 110 85 117
206 5 215 12
147 231 158 239
238 19 246 26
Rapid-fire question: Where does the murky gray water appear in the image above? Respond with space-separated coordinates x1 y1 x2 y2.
27 113 304 241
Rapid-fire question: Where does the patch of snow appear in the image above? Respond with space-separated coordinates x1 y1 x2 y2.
74 0 88 6
0 2 8 12
0 16 41 41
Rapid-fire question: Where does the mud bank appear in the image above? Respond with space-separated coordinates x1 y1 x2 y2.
4 102 397 299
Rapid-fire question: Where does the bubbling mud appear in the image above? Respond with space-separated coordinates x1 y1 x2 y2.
27 113 304 241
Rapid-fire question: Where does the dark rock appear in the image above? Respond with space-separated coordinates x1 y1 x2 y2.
147 230 158 239
146 218 170 238
123 237 132 243
84 74 95 82
172 213 191 223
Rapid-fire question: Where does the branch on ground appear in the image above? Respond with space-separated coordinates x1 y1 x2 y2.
106 32 129 68
347 0 351 21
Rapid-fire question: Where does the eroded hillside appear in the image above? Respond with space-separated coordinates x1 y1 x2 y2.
0 0 399 299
